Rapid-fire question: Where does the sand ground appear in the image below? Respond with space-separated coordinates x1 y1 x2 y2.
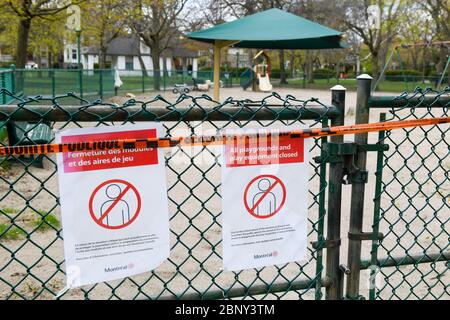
0 87 448 300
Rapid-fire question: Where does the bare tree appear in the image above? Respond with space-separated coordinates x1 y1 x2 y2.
83 0 128 68
130 0 188 90
419 0 450 75
339 0 410 88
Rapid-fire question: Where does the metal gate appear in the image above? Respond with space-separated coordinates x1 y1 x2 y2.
343 78 449 300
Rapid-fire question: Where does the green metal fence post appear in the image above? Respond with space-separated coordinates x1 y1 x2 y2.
325 85 346 300
99 69 104 100
79 69 83 99
368 112 386 300
10 64 15 94
303 72 306 89
345 74 373 300
1 72 5 104
51 70 56 97
163 71 166 91
315 116 329 300
141 69 145 93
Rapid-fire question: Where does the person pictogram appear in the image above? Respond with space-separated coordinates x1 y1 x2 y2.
252 178 276 215
100 184 131 226
243 174 286 219
89 179 141 229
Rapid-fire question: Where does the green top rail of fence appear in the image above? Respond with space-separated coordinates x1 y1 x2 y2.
368 87 450 109
0 88 340 123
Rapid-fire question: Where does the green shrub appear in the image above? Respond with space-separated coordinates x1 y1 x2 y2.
313 68 335 79
0 62 14 68
385 70 421 81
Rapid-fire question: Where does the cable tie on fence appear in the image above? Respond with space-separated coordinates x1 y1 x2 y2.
0 117 448 156
53 285 70 300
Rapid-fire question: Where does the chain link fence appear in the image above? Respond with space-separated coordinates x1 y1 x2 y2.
2 68 235 103
0 89 338 300
366 87 449 300
0 85 448 300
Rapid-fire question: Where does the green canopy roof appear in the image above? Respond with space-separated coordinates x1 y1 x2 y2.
187 8 346 49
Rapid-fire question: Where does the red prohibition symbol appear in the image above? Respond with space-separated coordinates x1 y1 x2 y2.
88 179 141 230
243 174 286 219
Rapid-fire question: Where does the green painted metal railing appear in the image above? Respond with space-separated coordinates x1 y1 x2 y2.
5 68 236 102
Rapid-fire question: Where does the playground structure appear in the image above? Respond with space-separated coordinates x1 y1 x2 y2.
241 50 273 92
187 8 346 100
373 40 450 91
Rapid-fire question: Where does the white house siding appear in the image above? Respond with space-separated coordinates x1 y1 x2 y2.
132 56 154 75
116 56 126 70
193 59 198 78
86 54 97 70
63 42 198 78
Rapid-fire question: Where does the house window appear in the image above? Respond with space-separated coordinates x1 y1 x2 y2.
125 56 133 70
72 49 77 60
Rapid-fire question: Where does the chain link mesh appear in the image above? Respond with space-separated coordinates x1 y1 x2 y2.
0 88 333 300
369 87 449 300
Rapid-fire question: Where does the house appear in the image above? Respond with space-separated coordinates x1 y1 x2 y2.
64 36 199 76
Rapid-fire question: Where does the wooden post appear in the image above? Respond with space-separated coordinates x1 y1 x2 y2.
213 40 240 101
213 43 221 101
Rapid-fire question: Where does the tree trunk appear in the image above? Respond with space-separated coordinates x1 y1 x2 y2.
162 54 168 77
306 51 314 83
48 51 53 68
421 46 427 82
47 51 53 78
137 53 146 74
99 47 108 69
279 49 288 85
289 50 295 78
371 53 380 91
16 18 31 68
435 45 447 74
36 49 42 78
151 47 161 91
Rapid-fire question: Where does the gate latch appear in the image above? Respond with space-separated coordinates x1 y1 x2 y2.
348 232 384 241
314 142 367 184
314 142 387 185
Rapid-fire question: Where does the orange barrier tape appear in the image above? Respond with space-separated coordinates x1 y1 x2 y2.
0 117 448 156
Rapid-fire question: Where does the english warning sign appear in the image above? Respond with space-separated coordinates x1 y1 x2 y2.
56 124 170 288
221 129 309 271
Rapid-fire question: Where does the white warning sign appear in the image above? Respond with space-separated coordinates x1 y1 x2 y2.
56 124 170 288
221 129 309 271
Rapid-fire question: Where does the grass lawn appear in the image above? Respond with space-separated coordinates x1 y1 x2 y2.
279 78 441 92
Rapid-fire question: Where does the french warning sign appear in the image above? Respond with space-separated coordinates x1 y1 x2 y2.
221 128 309 271
56 124 170 288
